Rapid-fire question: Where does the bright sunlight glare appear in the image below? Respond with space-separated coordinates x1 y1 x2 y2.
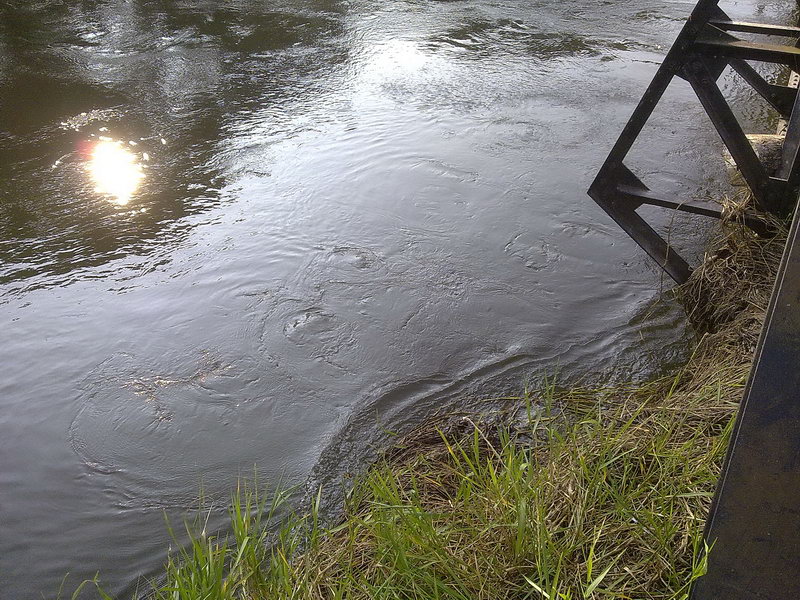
88 139 145 205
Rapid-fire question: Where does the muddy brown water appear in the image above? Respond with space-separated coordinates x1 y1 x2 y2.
0 0 792 597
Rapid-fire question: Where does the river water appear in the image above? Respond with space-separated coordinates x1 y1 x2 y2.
0 0 792 597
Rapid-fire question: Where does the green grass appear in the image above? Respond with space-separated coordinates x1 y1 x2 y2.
77 213 783 600
82 363 745 600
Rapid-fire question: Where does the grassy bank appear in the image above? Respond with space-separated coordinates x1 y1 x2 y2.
83 206 785 600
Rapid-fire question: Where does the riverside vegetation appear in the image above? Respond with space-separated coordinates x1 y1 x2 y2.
75 198 786 600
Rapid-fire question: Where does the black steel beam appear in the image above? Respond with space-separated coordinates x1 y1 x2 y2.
684 60 775 211
776 82 800 214
707 19 800 37
589 164 693 283
727 58 796 118
615 185 771 234
690 203 800 600
695 36 800 67
615 185 725 218
588 0 799 284
589 190 693 284
587 1 730 284
596 0 724 172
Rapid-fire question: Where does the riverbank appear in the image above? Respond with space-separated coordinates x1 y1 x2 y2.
83 200 785 600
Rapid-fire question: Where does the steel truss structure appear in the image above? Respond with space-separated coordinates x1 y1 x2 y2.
588 0 800 283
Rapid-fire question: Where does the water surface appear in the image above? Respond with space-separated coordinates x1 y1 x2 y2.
0 0 792 596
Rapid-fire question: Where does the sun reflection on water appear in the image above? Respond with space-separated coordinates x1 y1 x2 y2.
88 139 145 205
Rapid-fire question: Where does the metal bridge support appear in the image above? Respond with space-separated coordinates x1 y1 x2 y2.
589 2 800 597
588 0 800 284
690 201 800 599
